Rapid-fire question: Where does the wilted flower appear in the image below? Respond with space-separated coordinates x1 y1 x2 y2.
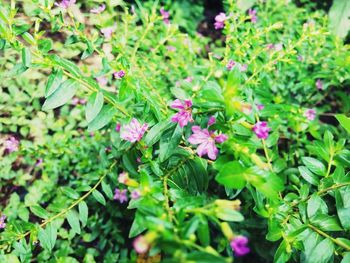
113 189 128 203
118 172 129 184
171 99 193 128
208 116 216 126
316 79 323 90
230 236 250 256
96 76 108 86
120 118 148 143
131 189 141 200
101 27 114 39
0 215 6 229
133 235 150 254
304 109 316 121
114 70 125 79
55 0 75 9
188 126 227 160
248 9 257 23
160 7 170 24
214 12 227 30
4 136 19 153
226 60 236 71
252 121 271 140
90 4 105 14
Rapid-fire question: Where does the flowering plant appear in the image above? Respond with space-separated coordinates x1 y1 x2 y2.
0 0 350 262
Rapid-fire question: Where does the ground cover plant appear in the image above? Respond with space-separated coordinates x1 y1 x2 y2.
0 0 350 262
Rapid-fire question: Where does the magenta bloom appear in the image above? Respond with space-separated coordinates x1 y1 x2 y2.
171 99 193 128
208 116 216 126
96 76 108 86
0 215 6 229
248 9 257 23
304 109 316 121
120 119 148 143
131 189 141 200
4 137 19 153
226 60 236 71
230 236 250 256
188 126 227 160
256 104 264 111
214 12 227 30
114 189 128 203
90 4 105 14
101 27 114 39
133 235 149 254
252 121 271 140
114 70 125 79
316 79 323 90
55 0 75 9
160 7 170 24
115 123 121 132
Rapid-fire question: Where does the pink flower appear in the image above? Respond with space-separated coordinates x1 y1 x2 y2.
114 70 125 79
35 158 43 167
96 76 108 86
113 189 128 203
136 157 142 163
72 97 80 105
316 79 323 90
171 99 193 128
184 76 193 83
115 123 121 132
252 121 271 140
297 55 303 61
160 7 170 24
101 27 114 39
133 235 149 254
248 9 257 23
214 13 227 30
239 64 248 72
0 215 6 229
166 46 176 52
208 116 216 126
304 109 316 121
4 137 19 153
256 104 264 111
118 172 129 184
55 0 75 9
274 43 283 51
79 99 87 105
188 126 227 160
90 4 105 14
131 189 141 200
226 60 236 71
120 118 148 143
230 236 250 256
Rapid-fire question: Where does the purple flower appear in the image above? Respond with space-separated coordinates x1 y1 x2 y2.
90 4 105 14
230 236 250 256
248 9 257 23
4 137 19 153
101 27 114 39
304 109 316 121
131 189 141 200
214 13 227 30
0 215 6 229
55 0 76 9
208 116 216 126
188 126 227 160
133 235 149 254
171 99 193 128
266 43 275 50
160 7 170 24
114 70 125 79
96 76 108 86
226 60 236 71
115 123 121 132
316 79 323 90
252 121 271 140
256 104 264 111
120 119 148 143
114 189 128 203
35 158 43 167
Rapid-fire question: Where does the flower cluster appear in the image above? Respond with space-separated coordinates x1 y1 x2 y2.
55 0 75 9
4 136 19 153
214 13 227 30
0 215 6 229
252 121 271 140
230 236 250 256
120 119 148 143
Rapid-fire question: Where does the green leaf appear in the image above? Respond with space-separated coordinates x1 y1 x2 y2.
307 238 334 263
45 70 63 98
42 79 78 110
85 92 104 123
341 253 350 263
101 180 113 200
129 212 147 238
301 157 326 176
274 240 291 263
50 54 81 77
237 0 256 11
215 208 244 222
38 223 57 252
307 194 328 218
61 187 80 200
38 39 53 53
21 48 31 67
215 161 247 189
87 105 116 132
66 210 81 234
298 166 319 186
92 190 106 205
329 0 350 38
30 205 49 219
311 214 343 231
78 201 88 227
335 190 350 229
335 114 350 133
144 120 170 146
